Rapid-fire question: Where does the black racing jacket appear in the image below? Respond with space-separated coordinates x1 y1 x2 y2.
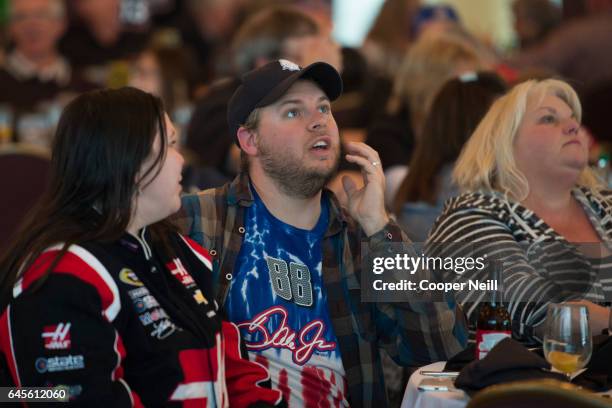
0 228 284 407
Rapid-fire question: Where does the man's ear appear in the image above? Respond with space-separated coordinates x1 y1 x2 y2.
236 127 258 156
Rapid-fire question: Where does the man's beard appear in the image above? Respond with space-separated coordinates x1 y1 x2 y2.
258 140 340 198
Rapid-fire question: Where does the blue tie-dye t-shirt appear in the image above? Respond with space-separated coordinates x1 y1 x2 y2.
225 184 349 407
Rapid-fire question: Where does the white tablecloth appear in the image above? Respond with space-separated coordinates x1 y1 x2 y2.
401 361 612 408
400 362 468 408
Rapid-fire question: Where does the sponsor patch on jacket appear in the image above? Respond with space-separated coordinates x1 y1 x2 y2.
133 294 160 313
119 268 143 287
139 308 170 325
167 258 208 305
150 319 177 340
193 289 207 305
168 259 196 287
128 287 148 299
42 322 71 350
35 355 85 373
127 284 179 338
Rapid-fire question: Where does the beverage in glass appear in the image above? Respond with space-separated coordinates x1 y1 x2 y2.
543 303 592 380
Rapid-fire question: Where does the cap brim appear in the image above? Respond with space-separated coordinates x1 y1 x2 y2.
256 62 343 108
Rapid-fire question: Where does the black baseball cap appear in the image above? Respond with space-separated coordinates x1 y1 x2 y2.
227 59 343 144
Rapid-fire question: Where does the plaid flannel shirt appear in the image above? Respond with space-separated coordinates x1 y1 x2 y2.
174 173 467 407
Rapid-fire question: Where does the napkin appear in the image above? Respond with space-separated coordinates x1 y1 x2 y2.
444 343 476 371
454 338 566 395
573 335 612 392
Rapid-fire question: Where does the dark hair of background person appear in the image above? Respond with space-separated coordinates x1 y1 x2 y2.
333 47 392 129
513 0 562 49
154 46 190 111
393 72 507 214
230 6 319 75
0 87 174 310
129 43 193 113
365 0 419 55
560 0 612 20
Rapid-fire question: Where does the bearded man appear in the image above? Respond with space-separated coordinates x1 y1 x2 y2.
174 59 467 408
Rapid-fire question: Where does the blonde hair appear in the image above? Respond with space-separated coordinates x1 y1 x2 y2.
390 27 488 137
454 78 601 201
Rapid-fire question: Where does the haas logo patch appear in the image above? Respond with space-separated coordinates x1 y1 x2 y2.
42 322 71 350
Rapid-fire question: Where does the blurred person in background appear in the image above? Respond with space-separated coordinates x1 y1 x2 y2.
361 0 420 82
0 0 95 144
361 3 470 103
180 0 244 88
410 4 461 38
128 43 192 128
427 78 612 342
393 72 507 242
510 0 612 95
331 47 390 140
183 5 342 192
366 26 491 206
379 71 505 405
389 26 493 141
512 0 561 51
128 47 165 104
230 5 341 78
59 0 150 74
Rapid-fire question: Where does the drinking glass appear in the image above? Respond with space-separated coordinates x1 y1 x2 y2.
543 303 592 380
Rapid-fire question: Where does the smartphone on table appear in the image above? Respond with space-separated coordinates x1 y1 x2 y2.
417 377 456 392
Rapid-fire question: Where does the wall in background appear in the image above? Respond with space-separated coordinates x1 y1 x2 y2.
332 0 385 47
332 0 537 52
424 0 516 51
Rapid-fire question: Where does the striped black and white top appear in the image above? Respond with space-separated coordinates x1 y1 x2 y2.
426 187 612 342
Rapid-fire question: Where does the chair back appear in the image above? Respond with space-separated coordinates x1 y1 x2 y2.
467 379 612 408
0 143 51 255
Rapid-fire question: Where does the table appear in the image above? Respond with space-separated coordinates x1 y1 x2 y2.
401 361 612 408
401 362 468 408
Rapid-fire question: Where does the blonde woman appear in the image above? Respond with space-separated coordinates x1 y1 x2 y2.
426 78 612 342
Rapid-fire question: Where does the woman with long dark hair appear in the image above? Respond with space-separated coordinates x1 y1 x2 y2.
0 87 283 407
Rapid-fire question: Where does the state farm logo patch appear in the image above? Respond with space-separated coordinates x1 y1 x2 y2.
35 355 84 373
42 322 71 350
